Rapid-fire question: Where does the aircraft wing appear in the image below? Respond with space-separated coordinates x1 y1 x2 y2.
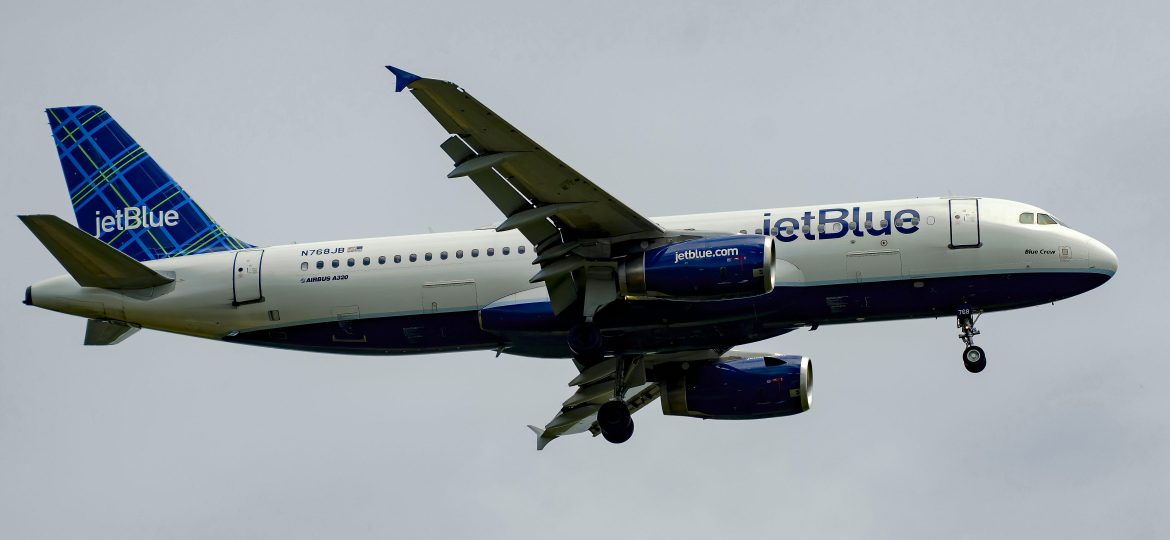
527 349 722 449
387 66 667 313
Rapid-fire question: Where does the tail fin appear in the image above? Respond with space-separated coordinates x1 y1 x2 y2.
46 106 251 261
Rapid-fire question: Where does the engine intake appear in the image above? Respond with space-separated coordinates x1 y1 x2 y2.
660 353 812 420
619 235 776 300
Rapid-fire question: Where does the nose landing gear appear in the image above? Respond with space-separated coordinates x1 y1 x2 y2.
957 306 986 373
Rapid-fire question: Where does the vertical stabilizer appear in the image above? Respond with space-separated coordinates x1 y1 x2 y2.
46 106 250 261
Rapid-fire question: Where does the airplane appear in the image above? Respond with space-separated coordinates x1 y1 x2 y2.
19 66 1118 449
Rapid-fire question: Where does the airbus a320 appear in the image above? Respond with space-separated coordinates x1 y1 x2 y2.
20 66 1118 448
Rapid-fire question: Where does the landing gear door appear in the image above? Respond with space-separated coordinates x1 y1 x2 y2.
233 249 264 305
948 198 981 249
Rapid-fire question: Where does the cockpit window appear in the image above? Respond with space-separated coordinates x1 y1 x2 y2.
1019 212 1035 224
1037 213 1059 225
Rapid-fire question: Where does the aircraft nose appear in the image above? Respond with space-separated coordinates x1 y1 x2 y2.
1088 238 1119 276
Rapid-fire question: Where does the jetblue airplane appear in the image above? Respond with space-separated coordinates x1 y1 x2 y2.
20 66 1118 449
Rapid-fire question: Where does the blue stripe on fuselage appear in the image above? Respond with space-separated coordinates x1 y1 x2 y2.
224 269 1111 357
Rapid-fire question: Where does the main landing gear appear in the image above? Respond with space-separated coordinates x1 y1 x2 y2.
956 306 986 373
566 323 635 444
595 354 636 444
597 400 633 444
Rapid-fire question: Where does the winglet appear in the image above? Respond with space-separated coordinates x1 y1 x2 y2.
527 425 553 451
385 65 422 92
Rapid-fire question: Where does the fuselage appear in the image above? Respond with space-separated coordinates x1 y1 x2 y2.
26 197 1118 358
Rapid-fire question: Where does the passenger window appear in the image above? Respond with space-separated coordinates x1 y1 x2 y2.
347 258 355 267
424 253 432 261
440 251 448 260
456 250 464 259
487 248 495 256
755 228 762 234
394 255 402 263
1037 213 1058 225
502 247 510 255
471 249 480 257
316 261 324 269
518 246 526 254
300 262 308 271
1019 212 1035 224
362 257 370 266
379 256 386 264
332 259 339 268
409 254 417 262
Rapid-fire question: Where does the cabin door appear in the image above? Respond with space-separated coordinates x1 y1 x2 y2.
948 199 981 248
232 249 265 305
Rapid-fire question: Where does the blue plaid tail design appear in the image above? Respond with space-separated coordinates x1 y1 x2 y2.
46 105 251 262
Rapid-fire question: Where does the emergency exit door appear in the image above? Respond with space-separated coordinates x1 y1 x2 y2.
232 249 265 305
948 199 981 248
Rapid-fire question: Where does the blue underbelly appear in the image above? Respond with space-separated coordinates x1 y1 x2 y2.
225 270 1111 357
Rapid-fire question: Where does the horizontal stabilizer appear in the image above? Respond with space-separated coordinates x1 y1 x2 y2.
19 214 175 289
85 319 139 345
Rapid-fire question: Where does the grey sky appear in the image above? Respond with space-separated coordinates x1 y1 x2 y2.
2 1 1167 538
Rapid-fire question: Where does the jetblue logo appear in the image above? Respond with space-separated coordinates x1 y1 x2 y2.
764 207 920 243
674 247 740 263
93 207 180 239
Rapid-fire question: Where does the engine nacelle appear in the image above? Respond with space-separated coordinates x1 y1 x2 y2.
619 235 776 299
659 353 812 420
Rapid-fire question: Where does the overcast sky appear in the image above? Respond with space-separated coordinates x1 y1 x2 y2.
2 1 1167 538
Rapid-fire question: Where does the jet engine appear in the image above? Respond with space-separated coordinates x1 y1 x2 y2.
659 352 812 419
619 235 776 300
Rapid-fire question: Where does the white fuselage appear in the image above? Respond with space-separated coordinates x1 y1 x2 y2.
27 197 1117 355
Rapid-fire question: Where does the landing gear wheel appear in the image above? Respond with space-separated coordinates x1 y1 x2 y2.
567 322 603 358
597 400 634 444
963 346 987 374
956 305 986 374
597 400 631 430
602 422 633 444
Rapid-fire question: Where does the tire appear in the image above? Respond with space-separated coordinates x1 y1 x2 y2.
597 400 631 430
597 400 634 443
602 421 633 444
567 322 604 357
963 346 987 374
